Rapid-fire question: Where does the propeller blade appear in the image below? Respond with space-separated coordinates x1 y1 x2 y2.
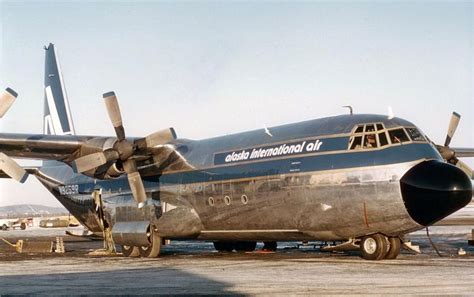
123 159 147 208
444 112 461 147
135 128 177 149
455 159 473 179
103 91 126 140
0 88 18 118
0 153 28 183
72 152 107 173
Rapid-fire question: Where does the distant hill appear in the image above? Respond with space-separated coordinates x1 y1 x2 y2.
0 204 68 218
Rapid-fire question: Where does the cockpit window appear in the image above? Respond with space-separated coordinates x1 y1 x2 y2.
350 136 363 149
378 132 388 146
406 128 425 141
365 124 375 132
349 123 426 150
349 123 386 150
363 134 377 148
388 129 409 144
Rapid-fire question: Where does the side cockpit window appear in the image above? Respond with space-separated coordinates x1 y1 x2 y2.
350 136 363 150
406 128 426 142
388 128 409 144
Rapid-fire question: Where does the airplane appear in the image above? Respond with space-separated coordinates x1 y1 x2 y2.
0 43 473 260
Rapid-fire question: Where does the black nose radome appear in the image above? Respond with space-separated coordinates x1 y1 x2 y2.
400 160 472 226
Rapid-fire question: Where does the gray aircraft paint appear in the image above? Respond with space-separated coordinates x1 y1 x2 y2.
0 44 471 251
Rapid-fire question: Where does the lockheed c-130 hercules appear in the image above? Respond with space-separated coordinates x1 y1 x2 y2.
0 43 473 260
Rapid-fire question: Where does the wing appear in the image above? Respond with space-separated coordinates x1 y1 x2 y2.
0 133 87 161
0 133 193 178
1 87 192 207
452 147 474 158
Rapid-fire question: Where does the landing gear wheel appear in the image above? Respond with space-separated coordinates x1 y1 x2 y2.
235 241 257 252
139 226 162 258
213 241 234 252
121 245 139 257
263 241 277 251
360 234 388 260
1 224 7 231
385 237 401 259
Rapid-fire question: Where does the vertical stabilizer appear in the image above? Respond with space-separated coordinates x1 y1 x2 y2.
43 43 75 135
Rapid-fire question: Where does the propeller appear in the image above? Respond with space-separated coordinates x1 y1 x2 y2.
71 92 176 207
0 153 28 183
0 88 18 118
435 112 473 178
0 88 27 183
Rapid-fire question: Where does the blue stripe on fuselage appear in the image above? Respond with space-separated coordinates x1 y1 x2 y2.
155 142 440 185
73 142 440 193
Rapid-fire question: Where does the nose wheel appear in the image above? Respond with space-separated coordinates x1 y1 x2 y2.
360 234 400 260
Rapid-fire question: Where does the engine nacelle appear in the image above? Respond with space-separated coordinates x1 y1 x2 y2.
73 137 125 179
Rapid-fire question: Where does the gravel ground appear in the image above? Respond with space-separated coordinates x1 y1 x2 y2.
0 226 473 295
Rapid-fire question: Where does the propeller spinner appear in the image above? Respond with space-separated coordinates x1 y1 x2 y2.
72 91 176 207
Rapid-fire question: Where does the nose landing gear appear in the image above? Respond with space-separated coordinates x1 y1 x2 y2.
359 234 401 260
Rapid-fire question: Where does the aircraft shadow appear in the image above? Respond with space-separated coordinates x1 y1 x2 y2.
0 267 242 295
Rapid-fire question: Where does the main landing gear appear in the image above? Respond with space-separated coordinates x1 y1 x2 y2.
360 233 401 260
121 226 162 258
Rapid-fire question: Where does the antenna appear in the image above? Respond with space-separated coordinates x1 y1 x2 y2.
387 106 394 119
342 106 353 115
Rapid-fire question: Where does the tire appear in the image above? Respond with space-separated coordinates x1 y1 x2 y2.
263 241 277 251
1 224 7 231
360 234 388 260
235 241 257 252
139 226 162 258
20 222 26 230
213 241 234 252
385 237 401 259
122 245 140 257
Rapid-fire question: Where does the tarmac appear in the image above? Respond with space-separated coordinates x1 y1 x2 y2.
0 226 473 295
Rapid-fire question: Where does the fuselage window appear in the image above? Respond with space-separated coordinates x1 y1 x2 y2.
406 128 425 142
388 129 409 144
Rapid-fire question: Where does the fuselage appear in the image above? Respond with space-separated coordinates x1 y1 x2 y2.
33 114 471 241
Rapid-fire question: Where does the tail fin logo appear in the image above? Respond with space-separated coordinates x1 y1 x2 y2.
43 43 75 136
44 86 66 135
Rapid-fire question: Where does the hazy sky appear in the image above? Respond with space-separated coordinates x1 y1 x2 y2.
1 1 473 207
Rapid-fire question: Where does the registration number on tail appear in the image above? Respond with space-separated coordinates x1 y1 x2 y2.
58 184 79 195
